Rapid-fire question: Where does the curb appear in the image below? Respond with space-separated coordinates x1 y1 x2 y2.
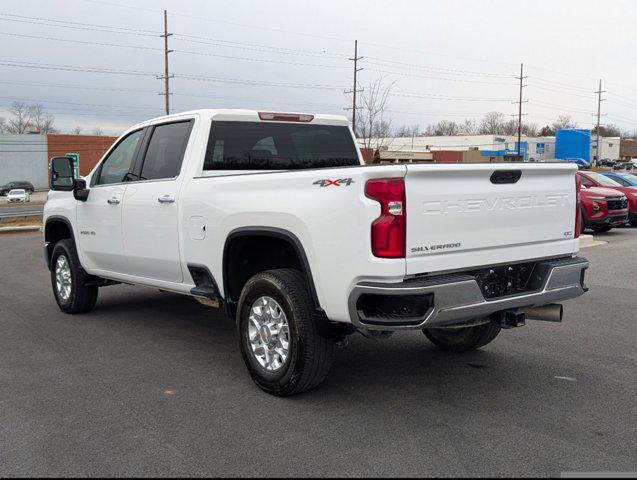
579 234 606 249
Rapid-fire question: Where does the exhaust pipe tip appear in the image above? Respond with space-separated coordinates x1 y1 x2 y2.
521 304 564 323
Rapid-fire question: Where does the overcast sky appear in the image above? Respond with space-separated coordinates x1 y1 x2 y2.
1 0 636 135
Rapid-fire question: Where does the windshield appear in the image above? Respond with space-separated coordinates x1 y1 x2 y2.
204 121 360 170
10 189 25 194
585 172 622 187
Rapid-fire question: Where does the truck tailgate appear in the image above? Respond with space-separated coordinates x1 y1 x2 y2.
404 163 579 275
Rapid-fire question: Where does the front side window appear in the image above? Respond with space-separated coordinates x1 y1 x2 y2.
140 121 193 181
96 129 143 186
204 121 359 170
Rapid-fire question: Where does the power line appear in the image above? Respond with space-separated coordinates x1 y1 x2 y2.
172 34 347 59
0 31 349 70
391 91 514 102
0 31 163 51
0 96 162 111
0 80 159 95
366 67 518 86
0 59 159 76
81 0 353 44
0 59 347 90
0 14 159 37
364 57 514 79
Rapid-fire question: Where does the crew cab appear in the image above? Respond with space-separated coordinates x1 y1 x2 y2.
44 110 589 396
578 172 631 231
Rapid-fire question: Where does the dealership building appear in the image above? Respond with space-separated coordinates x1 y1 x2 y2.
360 130 621 163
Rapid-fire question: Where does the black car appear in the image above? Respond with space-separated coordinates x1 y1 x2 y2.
0 181 35 196
599 158 616 167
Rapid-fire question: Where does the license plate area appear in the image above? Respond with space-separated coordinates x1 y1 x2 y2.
472 262 538 300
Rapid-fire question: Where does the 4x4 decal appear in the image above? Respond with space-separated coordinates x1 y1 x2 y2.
313 178 354 187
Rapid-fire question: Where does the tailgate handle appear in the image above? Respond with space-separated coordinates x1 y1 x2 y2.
491 170 522 184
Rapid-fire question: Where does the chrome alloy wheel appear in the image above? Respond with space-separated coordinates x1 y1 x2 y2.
247 296 290 372
55 255 72 302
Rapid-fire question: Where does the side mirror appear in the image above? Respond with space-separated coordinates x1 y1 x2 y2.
50 156 75 191
583 181 595 189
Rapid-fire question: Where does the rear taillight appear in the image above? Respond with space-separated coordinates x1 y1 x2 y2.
575 174 582 239
366 178 406 258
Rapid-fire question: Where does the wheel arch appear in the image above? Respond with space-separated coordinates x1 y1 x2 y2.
222 227 321 310
44 216 76 270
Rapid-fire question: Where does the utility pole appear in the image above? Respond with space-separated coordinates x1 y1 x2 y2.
159 10 173 115
594 79 606 167
516 63 528 160
344 40 363 136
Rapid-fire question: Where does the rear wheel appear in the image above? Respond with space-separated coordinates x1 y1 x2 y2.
237 269 335 396
423 322 501 353
50 239 99 314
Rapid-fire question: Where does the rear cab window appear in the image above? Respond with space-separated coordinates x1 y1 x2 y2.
204 121 359 171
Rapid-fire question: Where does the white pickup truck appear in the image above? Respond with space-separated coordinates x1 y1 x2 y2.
44 109 589 396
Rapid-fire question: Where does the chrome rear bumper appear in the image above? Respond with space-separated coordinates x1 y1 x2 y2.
348 256 589 331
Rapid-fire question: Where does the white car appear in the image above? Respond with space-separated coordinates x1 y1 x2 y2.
6 189 31 203
44 109 589 396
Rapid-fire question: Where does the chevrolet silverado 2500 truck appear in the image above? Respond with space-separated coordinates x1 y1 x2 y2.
44 110 589 396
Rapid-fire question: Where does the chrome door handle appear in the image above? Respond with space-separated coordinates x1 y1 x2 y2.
158 194 175 204
107 197 120 205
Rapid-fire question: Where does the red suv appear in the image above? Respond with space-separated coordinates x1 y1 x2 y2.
578 171 637 227
579 182 629 233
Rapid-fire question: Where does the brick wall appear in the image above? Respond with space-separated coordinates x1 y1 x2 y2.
47 134 117 176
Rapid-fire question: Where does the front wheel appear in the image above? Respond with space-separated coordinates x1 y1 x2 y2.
591 225 612 233
50 239 99 314
423 322 501 353
237 269 335 396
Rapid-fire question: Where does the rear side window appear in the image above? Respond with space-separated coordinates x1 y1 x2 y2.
140 121 193 181
204 121 359 170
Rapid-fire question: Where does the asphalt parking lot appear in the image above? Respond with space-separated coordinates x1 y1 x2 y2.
0 232 635 477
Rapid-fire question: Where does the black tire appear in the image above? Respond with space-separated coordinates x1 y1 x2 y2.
50 239 99 314
580 211 587 234
631 221 637 227
591 225 612 233
423 322 501 353
237 269 335 396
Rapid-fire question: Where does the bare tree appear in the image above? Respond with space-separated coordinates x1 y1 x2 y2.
479 112 506 135
6 102 32 134
394 124 420 138
71 126 83 135
0 116 6 133
502 119 519 135
28 104 57 134
460 118 479 135
356 77 395 151
552 115 577 131
522 122 539 137
92 127 104 136
395 125 410 138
